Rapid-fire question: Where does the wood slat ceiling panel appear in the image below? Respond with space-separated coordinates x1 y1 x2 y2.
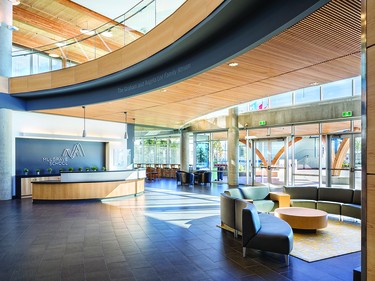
33 0 361 129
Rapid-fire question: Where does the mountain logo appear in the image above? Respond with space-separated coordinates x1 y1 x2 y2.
61 143 86 159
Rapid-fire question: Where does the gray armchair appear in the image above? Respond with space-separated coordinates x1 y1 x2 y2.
240 202 294 265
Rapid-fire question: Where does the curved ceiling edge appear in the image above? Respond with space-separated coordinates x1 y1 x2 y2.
10 0 224 97
16 0 330 111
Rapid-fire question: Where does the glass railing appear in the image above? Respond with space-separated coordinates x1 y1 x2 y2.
12 0 186 77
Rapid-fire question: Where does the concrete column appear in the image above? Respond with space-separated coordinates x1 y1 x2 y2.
227 108 239 186
0 0 13 77
0 109 12 200
180 130 189 172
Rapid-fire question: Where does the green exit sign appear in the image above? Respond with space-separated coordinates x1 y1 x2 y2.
259 121 267 126
342 111 352 117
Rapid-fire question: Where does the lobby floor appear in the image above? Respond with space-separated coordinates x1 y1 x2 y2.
0 179 360 281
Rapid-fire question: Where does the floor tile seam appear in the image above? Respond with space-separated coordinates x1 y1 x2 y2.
145 187 220 202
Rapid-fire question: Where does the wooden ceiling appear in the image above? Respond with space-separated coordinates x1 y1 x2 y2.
12 0 142 63
14 0 361 129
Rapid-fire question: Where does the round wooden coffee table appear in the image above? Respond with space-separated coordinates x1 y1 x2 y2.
274 207 328 230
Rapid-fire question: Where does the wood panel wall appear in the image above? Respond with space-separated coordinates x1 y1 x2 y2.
9 0 223 93
32 179 144 200
366 0 375 279
21 176 60 197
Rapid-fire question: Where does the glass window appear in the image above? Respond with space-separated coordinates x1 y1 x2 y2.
249 98 269 111
294 124 319 136
156 139 168 164
51 58 62 71
238 103 249 114
38 55 50 73
294 86 321 104
354 76 361 96
156 0 185 24
322 78 352 100
143 138 156 163
322 121 350 134
12 55 31 76
269 92 292 108
126 0 156 34
169 138 180 164
134 139 143 164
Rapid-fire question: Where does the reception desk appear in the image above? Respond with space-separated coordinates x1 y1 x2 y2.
32 169 146 201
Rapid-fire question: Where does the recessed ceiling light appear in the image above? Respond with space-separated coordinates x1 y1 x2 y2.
9 0 20 5
160 89 167 92
310 82 319 86
80 28 95 36
228 62 239 67
55 42 66 47
49 53 60 58
102 30 113 38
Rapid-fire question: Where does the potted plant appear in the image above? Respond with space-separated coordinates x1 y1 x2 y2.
59 168 64 173
68 167 74 172
47 167 52 174
23 168 29 175
78 167 83 172
86 167 90 172
91 166 98 172
35 169 40 175
102 166 106 171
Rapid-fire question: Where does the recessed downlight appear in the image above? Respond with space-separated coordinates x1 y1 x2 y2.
228 62 239 67
80 28 95 36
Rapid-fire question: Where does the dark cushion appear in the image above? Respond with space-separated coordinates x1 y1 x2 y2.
224 188 244 199
318 188 353 204
241 203 261 239
244 212 293 255
220 193 236 229
342 204 361 220
234 199 249 232
353 190 361 205
284 186 318 200
290 199 316 209
240 186 270 200
317 201 341 215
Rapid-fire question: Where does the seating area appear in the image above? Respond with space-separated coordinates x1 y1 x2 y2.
141 164 180 180
220 193 294 265
284 186 361 220
224 186 291 212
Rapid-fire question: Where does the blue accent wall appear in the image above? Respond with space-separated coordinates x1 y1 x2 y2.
16 138 105 175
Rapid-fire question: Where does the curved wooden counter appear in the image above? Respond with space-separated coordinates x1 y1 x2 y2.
32 178 144 201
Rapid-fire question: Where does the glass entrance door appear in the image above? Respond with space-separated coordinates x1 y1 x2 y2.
253 138 286 187
327 133 361 189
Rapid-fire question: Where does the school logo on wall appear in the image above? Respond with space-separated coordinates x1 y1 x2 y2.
43 143 86 166
61 143 86 159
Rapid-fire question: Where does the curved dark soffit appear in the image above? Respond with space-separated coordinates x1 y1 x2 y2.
14 0 329 111
0 93 26 110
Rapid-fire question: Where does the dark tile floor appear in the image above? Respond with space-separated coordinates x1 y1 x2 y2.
0 179 360 281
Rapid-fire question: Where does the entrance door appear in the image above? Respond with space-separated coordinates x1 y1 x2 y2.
327 133 361 189
253 138 286 187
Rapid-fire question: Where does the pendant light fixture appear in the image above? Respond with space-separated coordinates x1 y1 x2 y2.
82 106 86 137
124 112 128 139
